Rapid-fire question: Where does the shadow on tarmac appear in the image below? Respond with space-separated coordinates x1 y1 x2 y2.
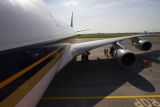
140 50 160 64
38 50 160 107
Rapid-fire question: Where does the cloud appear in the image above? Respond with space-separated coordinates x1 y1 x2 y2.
62 1 79 7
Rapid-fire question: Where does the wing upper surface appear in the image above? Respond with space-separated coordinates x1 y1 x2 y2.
70 34 152 56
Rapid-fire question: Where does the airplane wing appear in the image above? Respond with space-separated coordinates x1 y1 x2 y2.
70 34 154 67
71 34 150 56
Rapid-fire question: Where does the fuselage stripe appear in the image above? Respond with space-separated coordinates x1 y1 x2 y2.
0 47 62 89
0 48 64 107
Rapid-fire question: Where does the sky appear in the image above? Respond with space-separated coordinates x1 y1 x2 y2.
42 0 160 33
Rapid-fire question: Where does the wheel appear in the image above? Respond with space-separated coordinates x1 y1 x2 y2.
73 56 77 61
81 53 89 61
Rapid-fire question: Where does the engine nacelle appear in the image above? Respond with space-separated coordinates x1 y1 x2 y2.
113 49 136 66
131 38 152 51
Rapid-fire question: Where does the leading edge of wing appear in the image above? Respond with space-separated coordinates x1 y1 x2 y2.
70 34 151 57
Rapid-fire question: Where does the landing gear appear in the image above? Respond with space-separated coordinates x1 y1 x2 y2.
81 51 90 61
109 47 114 57
73 56 77 61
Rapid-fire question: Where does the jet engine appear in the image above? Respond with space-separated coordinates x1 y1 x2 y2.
113 49 136 66
131 37 152 51
112 42 136 66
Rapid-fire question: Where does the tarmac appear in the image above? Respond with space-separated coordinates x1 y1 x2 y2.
38 36 160 107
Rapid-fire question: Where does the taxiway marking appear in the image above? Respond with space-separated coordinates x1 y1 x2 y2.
42 95 160 100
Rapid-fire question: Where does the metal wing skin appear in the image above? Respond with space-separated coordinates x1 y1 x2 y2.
70 34 150 57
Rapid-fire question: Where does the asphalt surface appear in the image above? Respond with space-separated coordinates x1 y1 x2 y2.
38 36 160 107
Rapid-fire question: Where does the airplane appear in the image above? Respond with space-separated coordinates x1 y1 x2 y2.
0 0 154 107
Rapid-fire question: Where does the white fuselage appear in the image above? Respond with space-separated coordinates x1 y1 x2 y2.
0 0 76 51
0 0 76 107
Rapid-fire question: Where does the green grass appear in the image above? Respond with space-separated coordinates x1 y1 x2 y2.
77 33 139 38
77 33 160 38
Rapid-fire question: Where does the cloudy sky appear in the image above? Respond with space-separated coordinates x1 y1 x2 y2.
42 0 160 33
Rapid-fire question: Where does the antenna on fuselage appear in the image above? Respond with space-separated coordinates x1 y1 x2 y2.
71 12 73 27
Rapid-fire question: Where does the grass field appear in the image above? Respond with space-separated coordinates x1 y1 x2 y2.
77 33 159 38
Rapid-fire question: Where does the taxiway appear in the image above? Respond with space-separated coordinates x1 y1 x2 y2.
38 36 160 107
